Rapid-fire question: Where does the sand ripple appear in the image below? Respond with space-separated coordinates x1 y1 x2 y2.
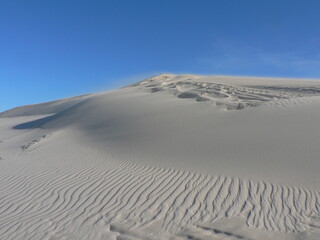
0 154 319 239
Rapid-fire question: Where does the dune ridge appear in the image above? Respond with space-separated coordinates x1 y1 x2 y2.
132 74 320 110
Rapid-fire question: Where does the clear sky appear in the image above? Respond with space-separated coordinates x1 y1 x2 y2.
1 0 320 112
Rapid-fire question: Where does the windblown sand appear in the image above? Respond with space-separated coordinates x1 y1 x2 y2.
1 74 320 239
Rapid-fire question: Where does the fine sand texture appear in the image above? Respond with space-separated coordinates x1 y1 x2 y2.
1 74 320 239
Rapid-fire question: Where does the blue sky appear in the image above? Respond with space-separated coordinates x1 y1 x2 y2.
1 0 320 112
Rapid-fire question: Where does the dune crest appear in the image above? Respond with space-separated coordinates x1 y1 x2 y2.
131 74 320 110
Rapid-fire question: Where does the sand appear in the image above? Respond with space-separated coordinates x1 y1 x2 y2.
1 74 320 239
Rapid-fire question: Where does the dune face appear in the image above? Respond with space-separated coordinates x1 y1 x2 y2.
1 75 320 239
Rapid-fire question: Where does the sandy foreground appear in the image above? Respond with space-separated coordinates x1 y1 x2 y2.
1 74 320 239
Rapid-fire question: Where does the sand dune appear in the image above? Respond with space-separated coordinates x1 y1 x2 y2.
1 74 320 239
